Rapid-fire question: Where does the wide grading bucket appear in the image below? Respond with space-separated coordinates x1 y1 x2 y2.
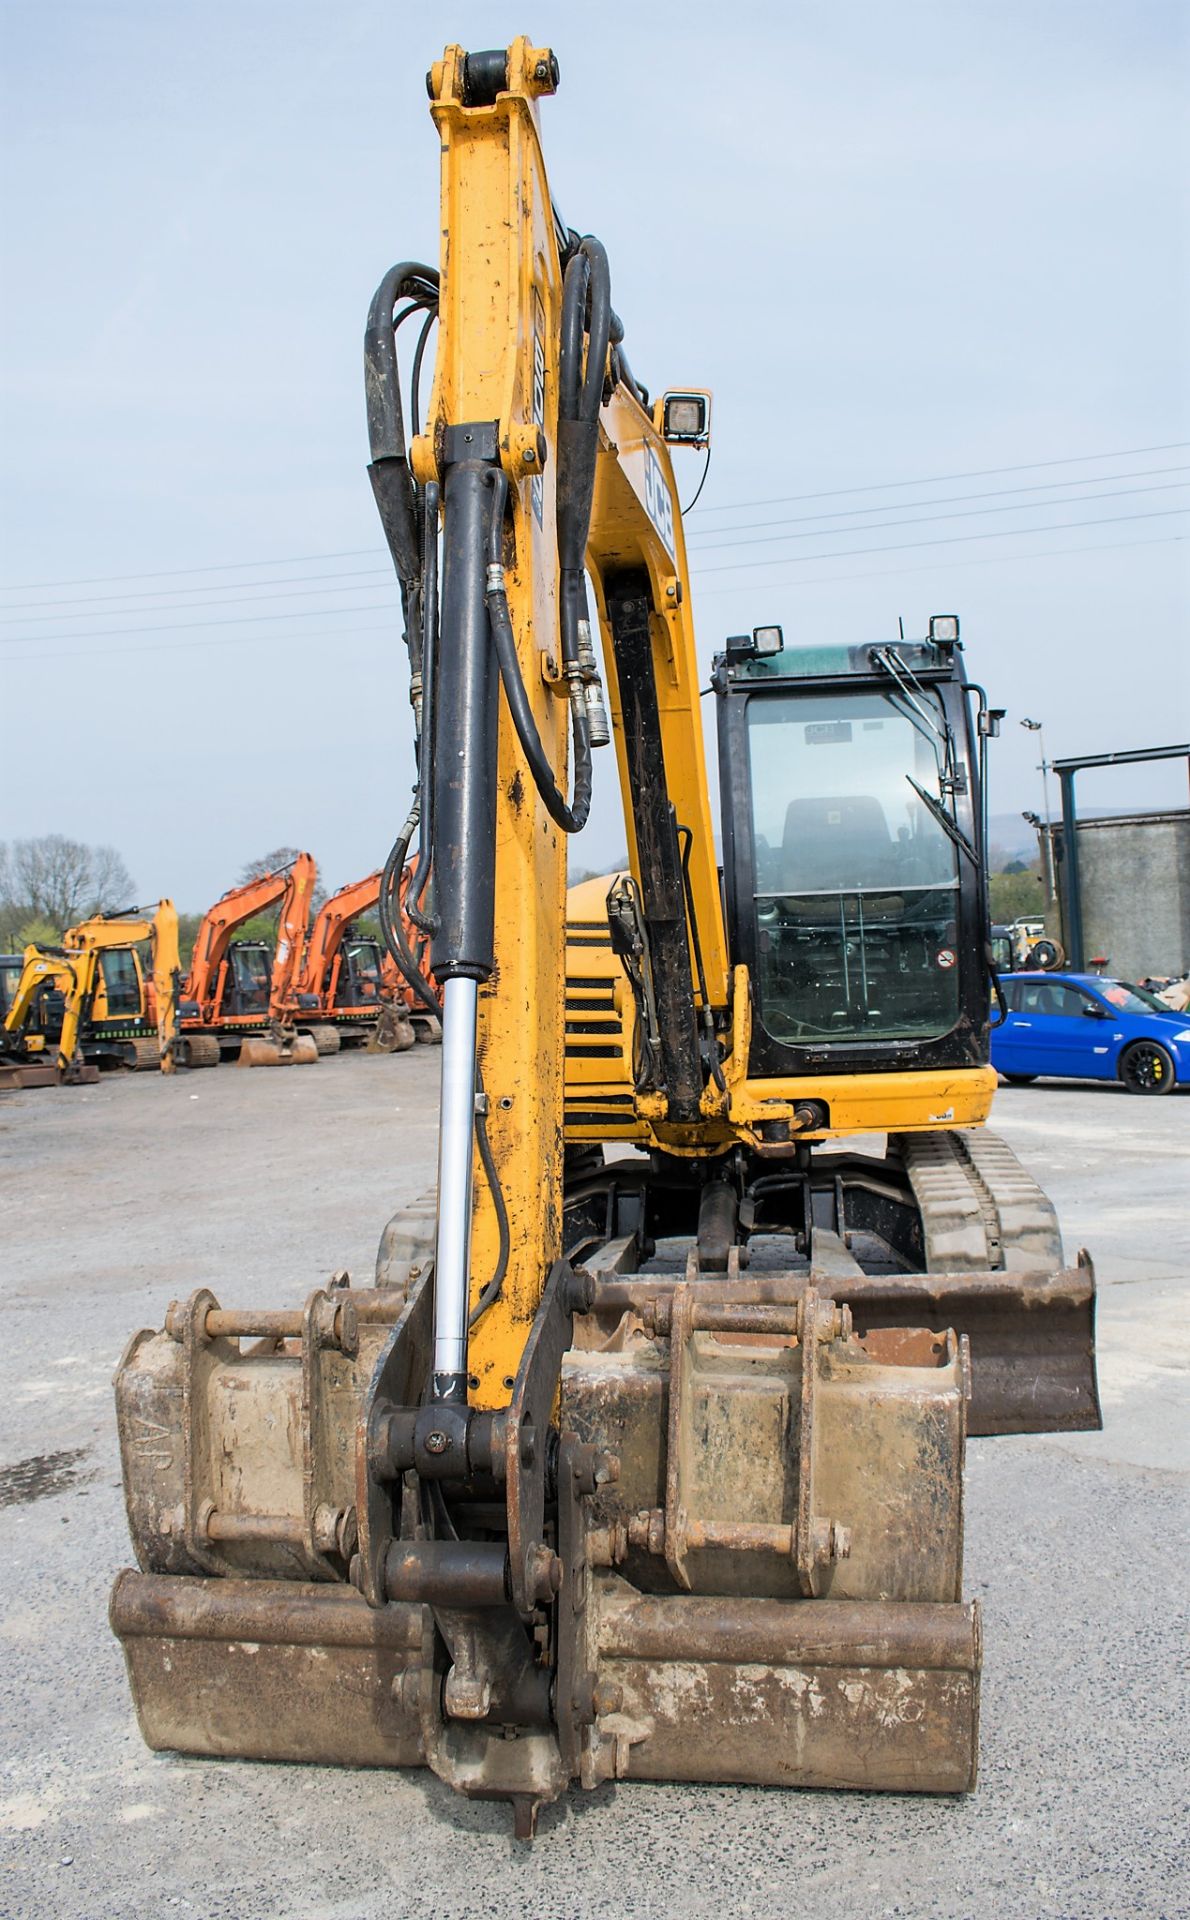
112 1272 984 1805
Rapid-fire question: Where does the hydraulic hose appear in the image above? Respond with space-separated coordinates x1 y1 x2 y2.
485 469 592 833
480 235 615 835
379 823 440 1017
405 484 440 936
365 263 439 616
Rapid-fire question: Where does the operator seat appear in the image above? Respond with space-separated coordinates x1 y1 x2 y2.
781 795 891 892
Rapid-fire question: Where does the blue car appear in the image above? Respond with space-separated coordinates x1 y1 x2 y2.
992 971 1190 1094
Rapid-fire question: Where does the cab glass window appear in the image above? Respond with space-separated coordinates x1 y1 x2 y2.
98 948 140 1016
746 689 961 1043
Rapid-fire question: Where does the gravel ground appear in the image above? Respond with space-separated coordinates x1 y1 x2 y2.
0 1055 1186 1920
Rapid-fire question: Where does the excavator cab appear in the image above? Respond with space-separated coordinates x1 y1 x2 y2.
224 942 272 1018
337 937 384 1007
91 947 145 1021
718 625 988 1073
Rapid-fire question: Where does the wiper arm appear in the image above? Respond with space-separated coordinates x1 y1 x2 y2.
906 775 979 869
872 645 963 793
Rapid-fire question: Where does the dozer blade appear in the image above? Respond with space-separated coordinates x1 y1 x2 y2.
588 1257 1101 1437
237 1032 320 1067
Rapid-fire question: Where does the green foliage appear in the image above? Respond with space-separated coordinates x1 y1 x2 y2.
14 916 61 951
988 863 1048 926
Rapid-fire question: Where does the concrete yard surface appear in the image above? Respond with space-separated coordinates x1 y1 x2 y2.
1 1056 1187 1920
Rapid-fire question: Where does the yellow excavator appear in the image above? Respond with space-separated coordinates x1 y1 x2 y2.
2 901 180 1083
111 42 1099 1837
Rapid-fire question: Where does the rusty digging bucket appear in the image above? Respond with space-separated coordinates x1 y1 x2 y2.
367 1005 416 1053
237 1030 320 1067
112 1277 982 1806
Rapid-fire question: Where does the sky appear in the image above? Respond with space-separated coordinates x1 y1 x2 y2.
1 0 1187 909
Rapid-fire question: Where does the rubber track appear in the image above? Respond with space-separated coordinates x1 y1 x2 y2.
892 1130 1063 1274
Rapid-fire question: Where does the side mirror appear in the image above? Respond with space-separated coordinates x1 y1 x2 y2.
1082 1003 1108 1019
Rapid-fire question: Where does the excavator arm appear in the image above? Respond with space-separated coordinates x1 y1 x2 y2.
298 871 383 1002
184 857 314 1026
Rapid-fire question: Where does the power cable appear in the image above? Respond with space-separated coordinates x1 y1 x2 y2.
692 531 1186 600
3 470 1183 629
687 465 1189 543
4 439 1186 594
691 480 1190 555
687 441 1190 517
691 506 1190 577
5 532 1181 666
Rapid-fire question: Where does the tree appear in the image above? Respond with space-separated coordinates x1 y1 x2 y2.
239 847 326 912
988 863 1048 926
0 835 135 946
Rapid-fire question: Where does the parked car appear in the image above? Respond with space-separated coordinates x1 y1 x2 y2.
992 971 1190 1094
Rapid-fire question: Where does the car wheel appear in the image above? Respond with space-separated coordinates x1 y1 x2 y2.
1003 1074 1037 1085
1119 1040 1176 1095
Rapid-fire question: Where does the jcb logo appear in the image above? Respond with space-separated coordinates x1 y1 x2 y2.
643 446 675 560
531 290 546 529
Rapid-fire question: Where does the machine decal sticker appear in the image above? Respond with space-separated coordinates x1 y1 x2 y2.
531 288 546 529
642 444 676 560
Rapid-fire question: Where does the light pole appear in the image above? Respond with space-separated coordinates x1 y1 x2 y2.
1020 718 1054 908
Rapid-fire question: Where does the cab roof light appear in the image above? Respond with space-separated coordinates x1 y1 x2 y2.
660 390 711 446
928 614 960 645
725 625 784 663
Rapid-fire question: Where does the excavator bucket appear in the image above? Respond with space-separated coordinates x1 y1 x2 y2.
367 1005 416 1053
237 1031 320 1068
112 1269 982 1807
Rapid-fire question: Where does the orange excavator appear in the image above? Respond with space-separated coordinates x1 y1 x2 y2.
179 854 319 1066
294 870 416 1054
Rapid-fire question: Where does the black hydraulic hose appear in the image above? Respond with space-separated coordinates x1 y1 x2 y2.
364 263 438 464
405 484 440 936
365 262 439 635
379 824 440 1016
468 1072 511 1328
485 470 592 833
409 307 438 441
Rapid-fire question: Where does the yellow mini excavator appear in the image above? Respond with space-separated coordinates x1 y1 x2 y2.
2 901 179 1082
111 41 1099 1837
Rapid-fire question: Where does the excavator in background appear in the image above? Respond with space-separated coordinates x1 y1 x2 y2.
179 854 319 1066
294 869 416 1053
0 949 87 1086
1 901 180 1083
112 42 1099 1837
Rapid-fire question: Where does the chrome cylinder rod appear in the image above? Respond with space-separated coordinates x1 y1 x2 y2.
432 974 479 1399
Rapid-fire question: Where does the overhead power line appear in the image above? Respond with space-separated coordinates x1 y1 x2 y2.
693 532 1186 600
3 532 1182 667
689 466 1189 544
693 480 1189 556
688 441 1190 517
690 507 1190 576
5 465 1187 622
3 439 1186 594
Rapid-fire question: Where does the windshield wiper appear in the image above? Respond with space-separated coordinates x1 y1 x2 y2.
872 645 965 796
906 775 979 869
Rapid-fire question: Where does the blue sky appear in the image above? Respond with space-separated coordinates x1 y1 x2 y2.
1 2 1186 906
